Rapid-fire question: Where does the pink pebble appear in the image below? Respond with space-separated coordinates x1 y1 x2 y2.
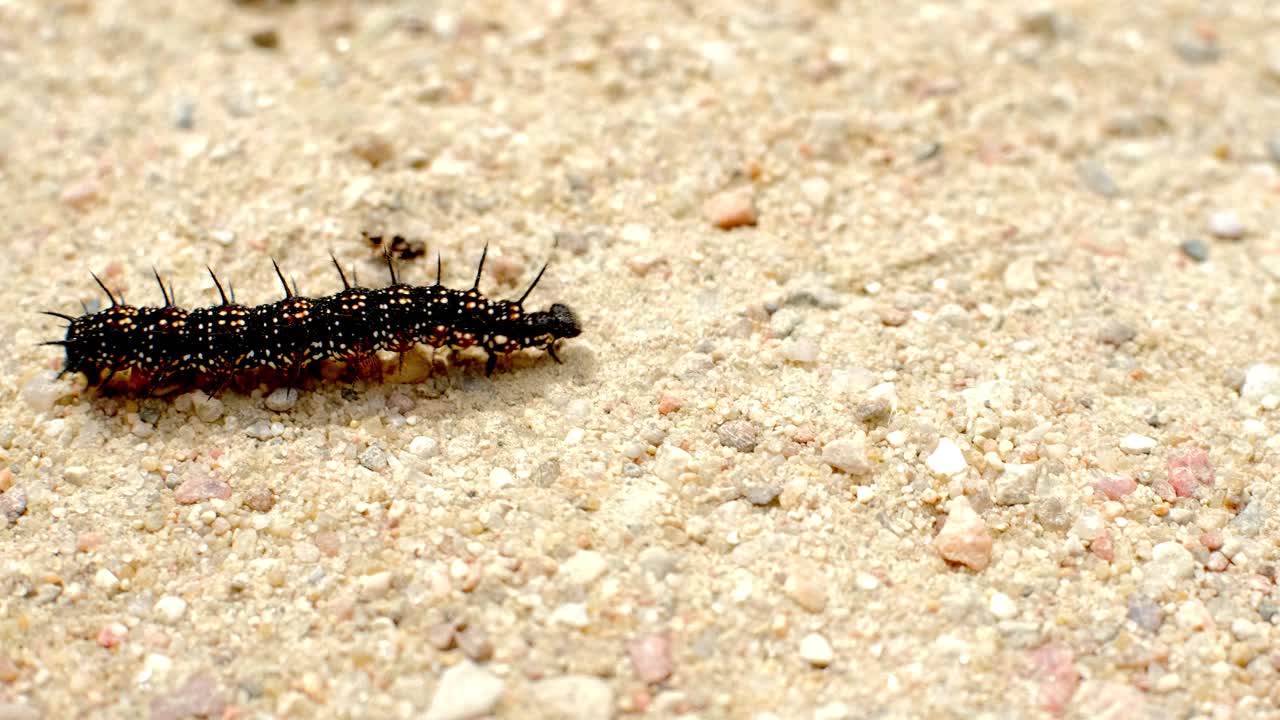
1095 475 1136 501
59 177 102 211
702 188 758 230
96 622 128 648
628 634 673 684
1090 532 1115 562
1167 448 1212 498
1027 644 1081 715
173 473 232 504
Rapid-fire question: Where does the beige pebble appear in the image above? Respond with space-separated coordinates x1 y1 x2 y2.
702 188 758 230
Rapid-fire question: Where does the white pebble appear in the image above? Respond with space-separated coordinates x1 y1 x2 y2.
653 445 692 483
550 603 590 628
489 467 515 489
560 550 608 586
358 571 393 599
93 568 120 591
854 571 880 590
801 177 831 207
988 592 1018 620
1119 433 1157 454
822 433 870 476
153 595 188 623
408 436 440 458
780 338 819 364
1003 257 1039 295
1241 364 1280 407
799 632 834 667
423 661 505 720
1207 210 1245 239
926 438 968 477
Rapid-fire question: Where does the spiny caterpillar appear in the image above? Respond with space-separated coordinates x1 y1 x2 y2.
42 245 582 396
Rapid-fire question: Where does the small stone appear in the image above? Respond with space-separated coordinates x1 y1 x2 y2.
358 571 393 600
784 565 828 613
702 188 757 230
560 550 608 586
1207 210 1245 239
994 463 1037 505
170 97 195 130
1258 599 1278 623
628 634 673 684
1172 32 1221 64
1027 645 1080 715
1166 448 1212 497
1144 542 1195 594
0 487 28 523
244 487 275 513
550 603 590 628
853 398 892 426
351 133 396 167
1240 364 1280 407
780 338 819 364
1119 434 1157 455
989 592 1018 620
174 473 231 504
1095 475 1137 500
1267 133 1280 165
97 622 128 648
264 387 298 412
489 467 515 489
190 393 224 423
0 705 39 720
743 485 781 506
1078 161 1119 197
1180 239 1209 262
59 177 101 211
93 568 120 592
424 661 504 720
22 371 66 412
456 624 494 662
638 547 677 579
248 26 280 49
1126 594 1164 633
876 305 909 327
409 436 440 458
800 177 831 207
150 673 226 720
821 433 870 476
359 445 388 471
425 622 457 651
153 595 188 624
925 438 968 477
934 497 993 571
244 420 274 440
1003 257 1038 295
717 420 759 453
799 633 834 667
1097 320 1136 347
528 675 614 720
653 445 692 483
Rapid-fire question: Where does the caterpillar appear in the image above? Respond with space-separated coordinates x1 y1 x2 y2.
41 246 581 396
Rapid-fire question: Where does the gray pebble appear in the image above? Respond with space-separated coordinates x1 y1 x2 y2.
785 287 842 309
638 546 678 580
171 97 195 129
1268 133 1280 165
0 487 28 523
244 420 274 441
854 398 893 426
456 624 494 662
1259 599 1278 623
743 485 781 506
360 445 388 472
1180 239 1209 262
1172 33 1221 65
717 420 759 453
528 675 614 720
1230 498 1266 535
1097 320 1137 347
914 141 941 162
1126 594 1164 633
265 387 298 412
1078 161 1119 198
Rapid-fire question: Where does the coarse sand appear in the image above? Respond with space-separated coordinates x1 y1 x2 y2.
3 1 1280 718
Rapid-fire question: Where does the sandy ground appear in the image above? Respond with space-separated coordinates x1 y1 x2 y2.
3 1 1280 718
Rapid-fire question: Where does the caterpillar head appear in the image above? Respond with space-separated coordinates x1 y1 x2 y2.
518 303 581 346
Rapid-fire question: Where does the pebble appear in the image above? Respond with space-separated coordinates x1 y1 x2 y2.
0 706 39 720
187 392 224 423
170 96 195 129
248 25 280 49
989 592 1018 620
59 177 102 211
264 387 298 412
994 463 1037 505
1180 239 1209 262
456 624 494 662
358 571 393 600
1026 645 1080 715
409 435 440 458
821 433 870 476
1118 433 1157 455
1126 594 1164 633
1240 363 1280 407
653 445 692 483
1207 210 1245 239
1096 475 1137 501
174 473 232 504
150 673 225 720
0 487 28 523
638 547 678 579
1166 448 1212 497
780 338 819 364
1003 257 1038 295
934 497 993 571
784 564 828 613
350 132 396 167
702 188 757 230
528 675 615 720
359 445 388 471
925 438 968 477
489 467 515 489
628 634 673 683
799 632 834 667
717 420 759 453
550 603 590 628
244 487 275 513
153 595 188 624
93 568 120 592
21 372 65 412
1078 160 1118 197
424 661 504 720
1097 320 1136 347
560 550 608 586
1144 542 1195 594
1172 32 1221 64
1268 133 1280 164
800 177 831 207
743 485 781 506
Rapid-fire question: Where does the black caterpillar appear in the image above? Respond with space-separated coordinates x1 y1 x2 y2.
42 246 581 396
